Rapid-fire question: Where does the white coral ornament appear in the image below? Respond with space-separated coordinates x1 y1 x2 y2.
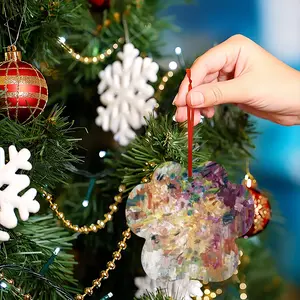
134 276 203 300
0 146 40 242
96 43 159 146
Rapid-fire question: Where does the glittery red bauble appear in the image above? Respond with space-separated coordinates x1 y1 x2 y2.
89 0 104 5
89 0 109 7
0 50 48 123
244 188 271 237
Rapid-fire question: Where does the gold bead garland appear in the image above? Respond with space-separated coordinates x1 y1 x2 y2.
43 184 126 234
141 161 157 183
74 228 131 300
58 38 125 64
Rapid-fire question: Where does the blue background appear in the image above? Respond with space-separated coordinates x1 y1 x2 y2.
162 0 300 284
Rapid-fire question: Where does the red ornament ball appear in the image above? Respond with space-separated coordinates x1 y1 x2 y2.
244 187 272 237
89 0 105 5
0 46 48 123
89 0 110 9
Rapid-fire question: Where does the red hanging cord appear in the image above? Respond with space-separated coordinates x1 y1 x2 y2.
186 69 194 178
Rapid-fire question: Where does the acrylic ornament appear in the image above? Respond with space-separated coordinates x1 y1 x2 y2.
126 161 254 282
0 145 40 241
0 45 48 123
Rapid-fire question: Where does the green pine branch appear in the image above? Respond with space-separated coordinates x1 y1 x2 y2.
0 107 81 190
201 105 257 178
0 0 88 65
115 114 209 189
0 215 79 300
115 106 256 190
134 289 172 300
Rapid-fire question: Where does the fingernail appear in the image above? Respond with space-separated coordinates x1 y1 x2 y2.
172 114 177 122
172 94 178 105
190 92 204 107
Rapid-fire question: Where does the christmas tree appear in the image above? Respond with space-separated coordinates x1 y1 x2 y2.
0 0 284 299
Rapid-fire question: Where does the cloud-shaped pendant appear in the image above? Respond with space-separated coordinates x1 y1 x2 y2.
126 161 254 282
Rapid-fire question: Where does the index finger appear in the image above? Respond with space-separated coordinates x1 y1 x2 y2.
174 38 240 107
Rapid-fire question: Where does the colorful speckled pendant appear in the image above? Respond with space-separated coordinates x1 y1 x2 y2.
126 161 254 282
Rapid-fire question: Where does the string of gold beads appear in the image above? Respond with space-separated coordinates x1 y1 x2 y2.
141 161 157 183
42 184 126 234
0 272 32 299
74 228 131 300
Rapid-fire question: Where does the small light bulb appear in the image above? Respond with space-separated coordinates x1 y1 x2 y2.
99 150 107 158
59 36 66 44
0 282 8 289
204 289 211 295
54 247 61 255
169 61 178 70
175 46 182 55
240 283 247 290
82 200 89 207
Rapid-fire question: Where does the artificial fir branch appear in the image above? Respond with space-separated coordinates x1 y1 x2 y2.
116 115 209 189
0 215 78 300
201 105 257 178
134 289 172 300
116 106 256 189
0 0 88 65
0 107 81 190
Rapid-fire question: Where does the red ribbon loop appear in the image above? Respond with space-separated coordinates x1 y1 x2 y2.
186 69 194 178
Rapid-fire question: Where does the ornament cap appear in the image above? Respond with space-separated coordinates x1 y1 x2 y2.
5 45 22 61
243 172 257 189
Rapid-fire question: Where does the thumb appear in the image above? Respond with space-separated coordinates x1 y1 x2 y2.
186 78 248 108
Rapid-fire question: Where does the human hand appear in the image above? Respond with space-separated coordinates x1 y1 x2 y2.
173 34 300 126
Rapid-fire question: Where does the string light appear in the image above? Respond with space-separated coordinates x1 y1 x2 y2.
82 200 89 207
0 273 31 299
204 289 211 295
174 46 186 69
0 281 8 289
100 292 113 300
240 283 247 290
40 247 61 275
58 36 66 44
99 150 107 158
216 289 222 295
169 61 178 70
155 70 174 98
175 46 182 55
58 37 125 64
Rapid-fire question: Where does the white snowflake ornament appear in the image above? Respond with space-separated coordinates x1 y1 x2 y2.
0 145 40 242
134 276 203 300
96 43 159 146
